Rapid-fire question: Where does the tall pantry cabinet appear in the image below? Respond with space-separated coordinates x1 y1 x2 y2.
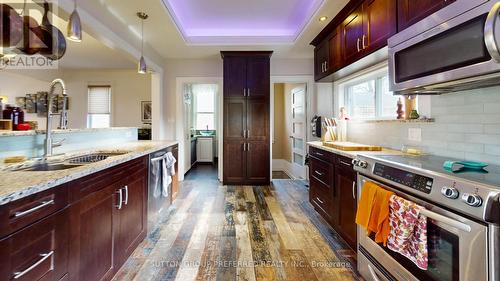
221 51 273 185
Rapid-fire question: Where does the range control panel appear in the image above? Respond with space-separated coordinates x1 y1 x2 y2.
373 163 433 194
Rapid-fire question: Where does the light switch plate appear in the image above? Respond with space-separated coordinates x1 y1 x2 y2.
408 128 422 142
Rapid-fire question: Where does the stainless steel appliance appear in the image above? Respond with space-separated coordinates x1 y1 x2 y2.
352 154 500 281
388 0 500 95
147 147 173 236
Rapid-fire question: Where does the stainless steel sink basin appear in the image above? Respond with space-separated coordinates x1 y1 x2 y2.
19 163 83 171
66 152 127 164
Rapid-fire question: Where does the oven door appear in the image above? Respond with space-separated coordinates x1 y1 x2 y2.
388 0 500 94
357 175 488 281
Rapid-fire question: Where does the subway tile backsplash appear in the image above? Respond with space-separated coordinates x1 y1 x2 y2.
347 86 500 165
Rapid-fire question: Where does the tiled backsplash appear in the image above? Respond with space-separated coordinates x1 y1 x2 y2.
347 86 500 165
0 128 138 160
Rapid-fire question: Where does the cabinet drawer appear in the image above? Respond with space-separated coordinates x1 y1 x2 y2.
0 208 69 281
310 158 334 187
336 155 354 170
309 177 333 221
309 146 334 163
0 185 68 238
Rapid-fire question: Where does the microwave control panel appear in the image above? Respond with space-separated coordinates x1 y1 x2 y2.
374 163 433 194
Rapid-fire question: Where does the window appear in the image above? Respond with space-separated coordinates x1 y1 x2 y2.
87 86 111 128
192 84 216 130
344 73 400 119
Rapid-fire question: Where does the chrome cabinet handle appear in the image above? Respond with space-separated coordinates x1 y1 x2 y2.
316 197 324 204
357 38 361 52
123 185 129 205
243 88 247 97
367 264 381 281
485 2 500 62
314 151 324 156
14 200 55 218
116 189 123 210
13 251 54 279
352 181 356 200
247 143 250 151
247 88 250 97
362 34 367 49
339 160 352 167
314 170 324 176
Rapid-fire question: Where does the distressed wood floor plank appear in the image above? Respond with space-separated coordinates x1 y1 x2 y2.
235 212 256 281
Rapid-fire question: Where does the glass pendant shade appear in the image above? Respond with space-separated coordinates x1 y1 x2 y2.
138 55 147 74
67 3 82 42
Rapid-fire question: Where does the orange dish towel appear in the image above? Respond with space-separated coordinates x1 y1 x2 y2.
355 181 394 246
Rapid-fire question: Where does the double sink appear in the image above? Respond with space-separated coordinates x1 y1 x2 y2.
6 152 128 172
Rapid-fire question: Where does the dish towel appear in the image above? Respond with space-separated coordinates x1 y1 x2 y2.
387 195 428 270
151 158 161 198
161 152 176 197
355 181 394 246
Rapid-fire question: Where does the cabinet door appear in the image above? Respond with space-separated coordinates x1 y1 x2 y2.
329 28 343 71
397 0 455 31
342 5 364 64
314 40 330 80
246 57 270 97
197 138 213 162
224 98 246 140
68 184 117 281
363 0 397 52
246 97 269 141
246 141 270 184
336 163 357 250
113 169 147 270
0 209 69 281
223 56 247 97
223 140 246 184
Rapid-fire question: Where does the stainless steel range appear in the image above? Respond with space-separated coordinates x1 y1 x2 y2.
352 154 500 281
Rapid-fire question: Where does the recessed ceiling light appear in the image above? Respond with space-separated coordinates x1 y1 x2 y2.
319 16 328 22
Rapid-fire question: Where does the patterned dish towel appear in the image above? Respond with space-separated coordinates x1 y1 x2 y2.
387 195 428 270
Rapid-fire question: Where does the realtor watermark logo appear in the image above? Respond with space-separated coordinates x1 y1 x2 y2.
1 0 61 69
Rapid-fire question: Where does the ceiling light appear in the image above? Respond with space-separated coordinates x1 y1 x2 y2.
137 12 148 74
319 16 328 22
67 0 82 42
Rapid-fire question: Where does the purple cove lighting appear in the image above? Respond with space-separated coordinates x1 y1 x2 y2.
162 0 324 44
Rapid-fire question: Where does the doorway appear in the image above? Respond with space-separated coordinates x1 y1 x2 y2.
272 82 308 179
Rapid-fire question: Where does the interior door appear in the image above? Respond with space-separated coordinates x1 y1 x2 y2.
183 87 192 173
290 85 307 179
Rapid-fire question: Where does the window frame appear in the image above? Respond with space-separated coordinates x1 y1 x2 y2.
87 85 112 129
192 86 216 130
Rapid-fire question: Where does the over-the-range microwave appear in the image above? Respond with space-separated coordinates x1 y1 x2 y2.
388 0 500 95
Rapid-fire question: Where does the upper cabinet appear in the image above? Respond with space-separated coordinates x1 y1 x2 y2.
397 0 455 31
312 0 450 82
223 54 270 97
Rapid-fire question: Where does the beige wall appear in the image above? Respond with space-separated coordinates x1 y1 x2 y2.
273 83 285 159
1 69 151 129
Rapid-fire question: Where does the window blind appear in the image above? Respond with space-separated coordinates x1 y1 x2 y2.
88 86 111 114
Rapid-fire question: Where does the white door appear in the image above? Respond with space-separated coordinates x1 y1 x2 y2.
290 85 307 178
183 86 192 173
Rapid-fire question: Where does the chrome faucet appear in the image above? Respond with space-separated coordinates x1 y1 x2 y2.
44 78 68 158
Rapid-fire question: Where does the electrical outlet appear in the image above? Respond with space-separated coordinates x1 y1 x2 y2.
408 128 422 142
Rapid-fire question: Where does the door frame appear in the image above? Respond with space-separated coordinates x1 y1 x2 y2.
270 75 315 180
175 77 223 181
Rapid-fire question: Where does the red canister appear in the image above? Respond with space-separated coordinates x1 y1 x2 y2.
3 106 24 130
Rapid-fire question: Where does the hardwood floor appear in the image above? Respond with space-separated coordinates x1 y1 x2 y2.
113 165 359 281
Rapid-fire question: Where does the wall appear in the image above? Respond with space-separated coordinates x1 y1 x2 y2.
0 69 151 130
273 83 285 159
347 86 500 165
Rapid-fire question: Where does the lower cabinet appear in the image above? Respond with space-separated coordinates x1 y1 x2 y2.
308 147 358 250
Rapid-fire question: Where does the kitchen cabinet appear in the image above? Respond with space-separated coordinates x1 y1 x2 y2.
314 40 330 80
397 0 455 31
191 138 197 166
221 51 272 185
308 146 357 250
0 208 69 281
363 0 397 53
329 28 343 71
197 137 214 163
342 5 365 64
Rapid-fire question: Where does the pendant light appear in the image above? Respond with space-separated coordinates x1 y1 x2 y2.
67 0 82 42
137 12 148 74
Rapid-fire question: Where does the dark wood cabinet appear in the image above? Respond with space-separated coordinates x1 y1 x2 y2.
329 28 343 71
342 5 364 64
0 208 69 281
221 51 272 185
314 40 330 80
363 0 397 53
335 156 358 250
308 147 357 250
397 0 455 31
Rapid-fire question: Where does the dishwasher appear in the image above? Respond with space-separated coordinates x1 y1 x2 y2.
147 147 173 236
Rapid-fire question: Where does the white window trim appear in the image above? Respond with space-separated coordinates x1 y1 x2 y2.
192 86 217 130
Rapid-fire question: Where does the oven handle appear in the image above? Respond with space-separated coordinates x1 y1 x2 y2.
360 179 472 233
367 264 381 281
485 1 500 62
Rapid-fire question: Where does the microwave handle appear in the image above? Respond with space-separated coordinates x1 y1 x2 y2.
485 2 500 62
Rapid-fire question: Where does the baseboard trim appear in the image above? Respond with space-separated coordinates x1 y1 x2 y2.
272 159 304 179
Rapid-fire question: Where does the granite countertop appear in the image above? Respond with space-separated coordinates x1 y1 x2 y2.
0 140 178 205
0 127 138 137
307 141 405 159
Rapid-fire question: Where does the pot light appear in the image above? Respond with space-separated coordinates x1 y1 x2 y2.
137 12 148 74
67 0 82 42
319 16 328 22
